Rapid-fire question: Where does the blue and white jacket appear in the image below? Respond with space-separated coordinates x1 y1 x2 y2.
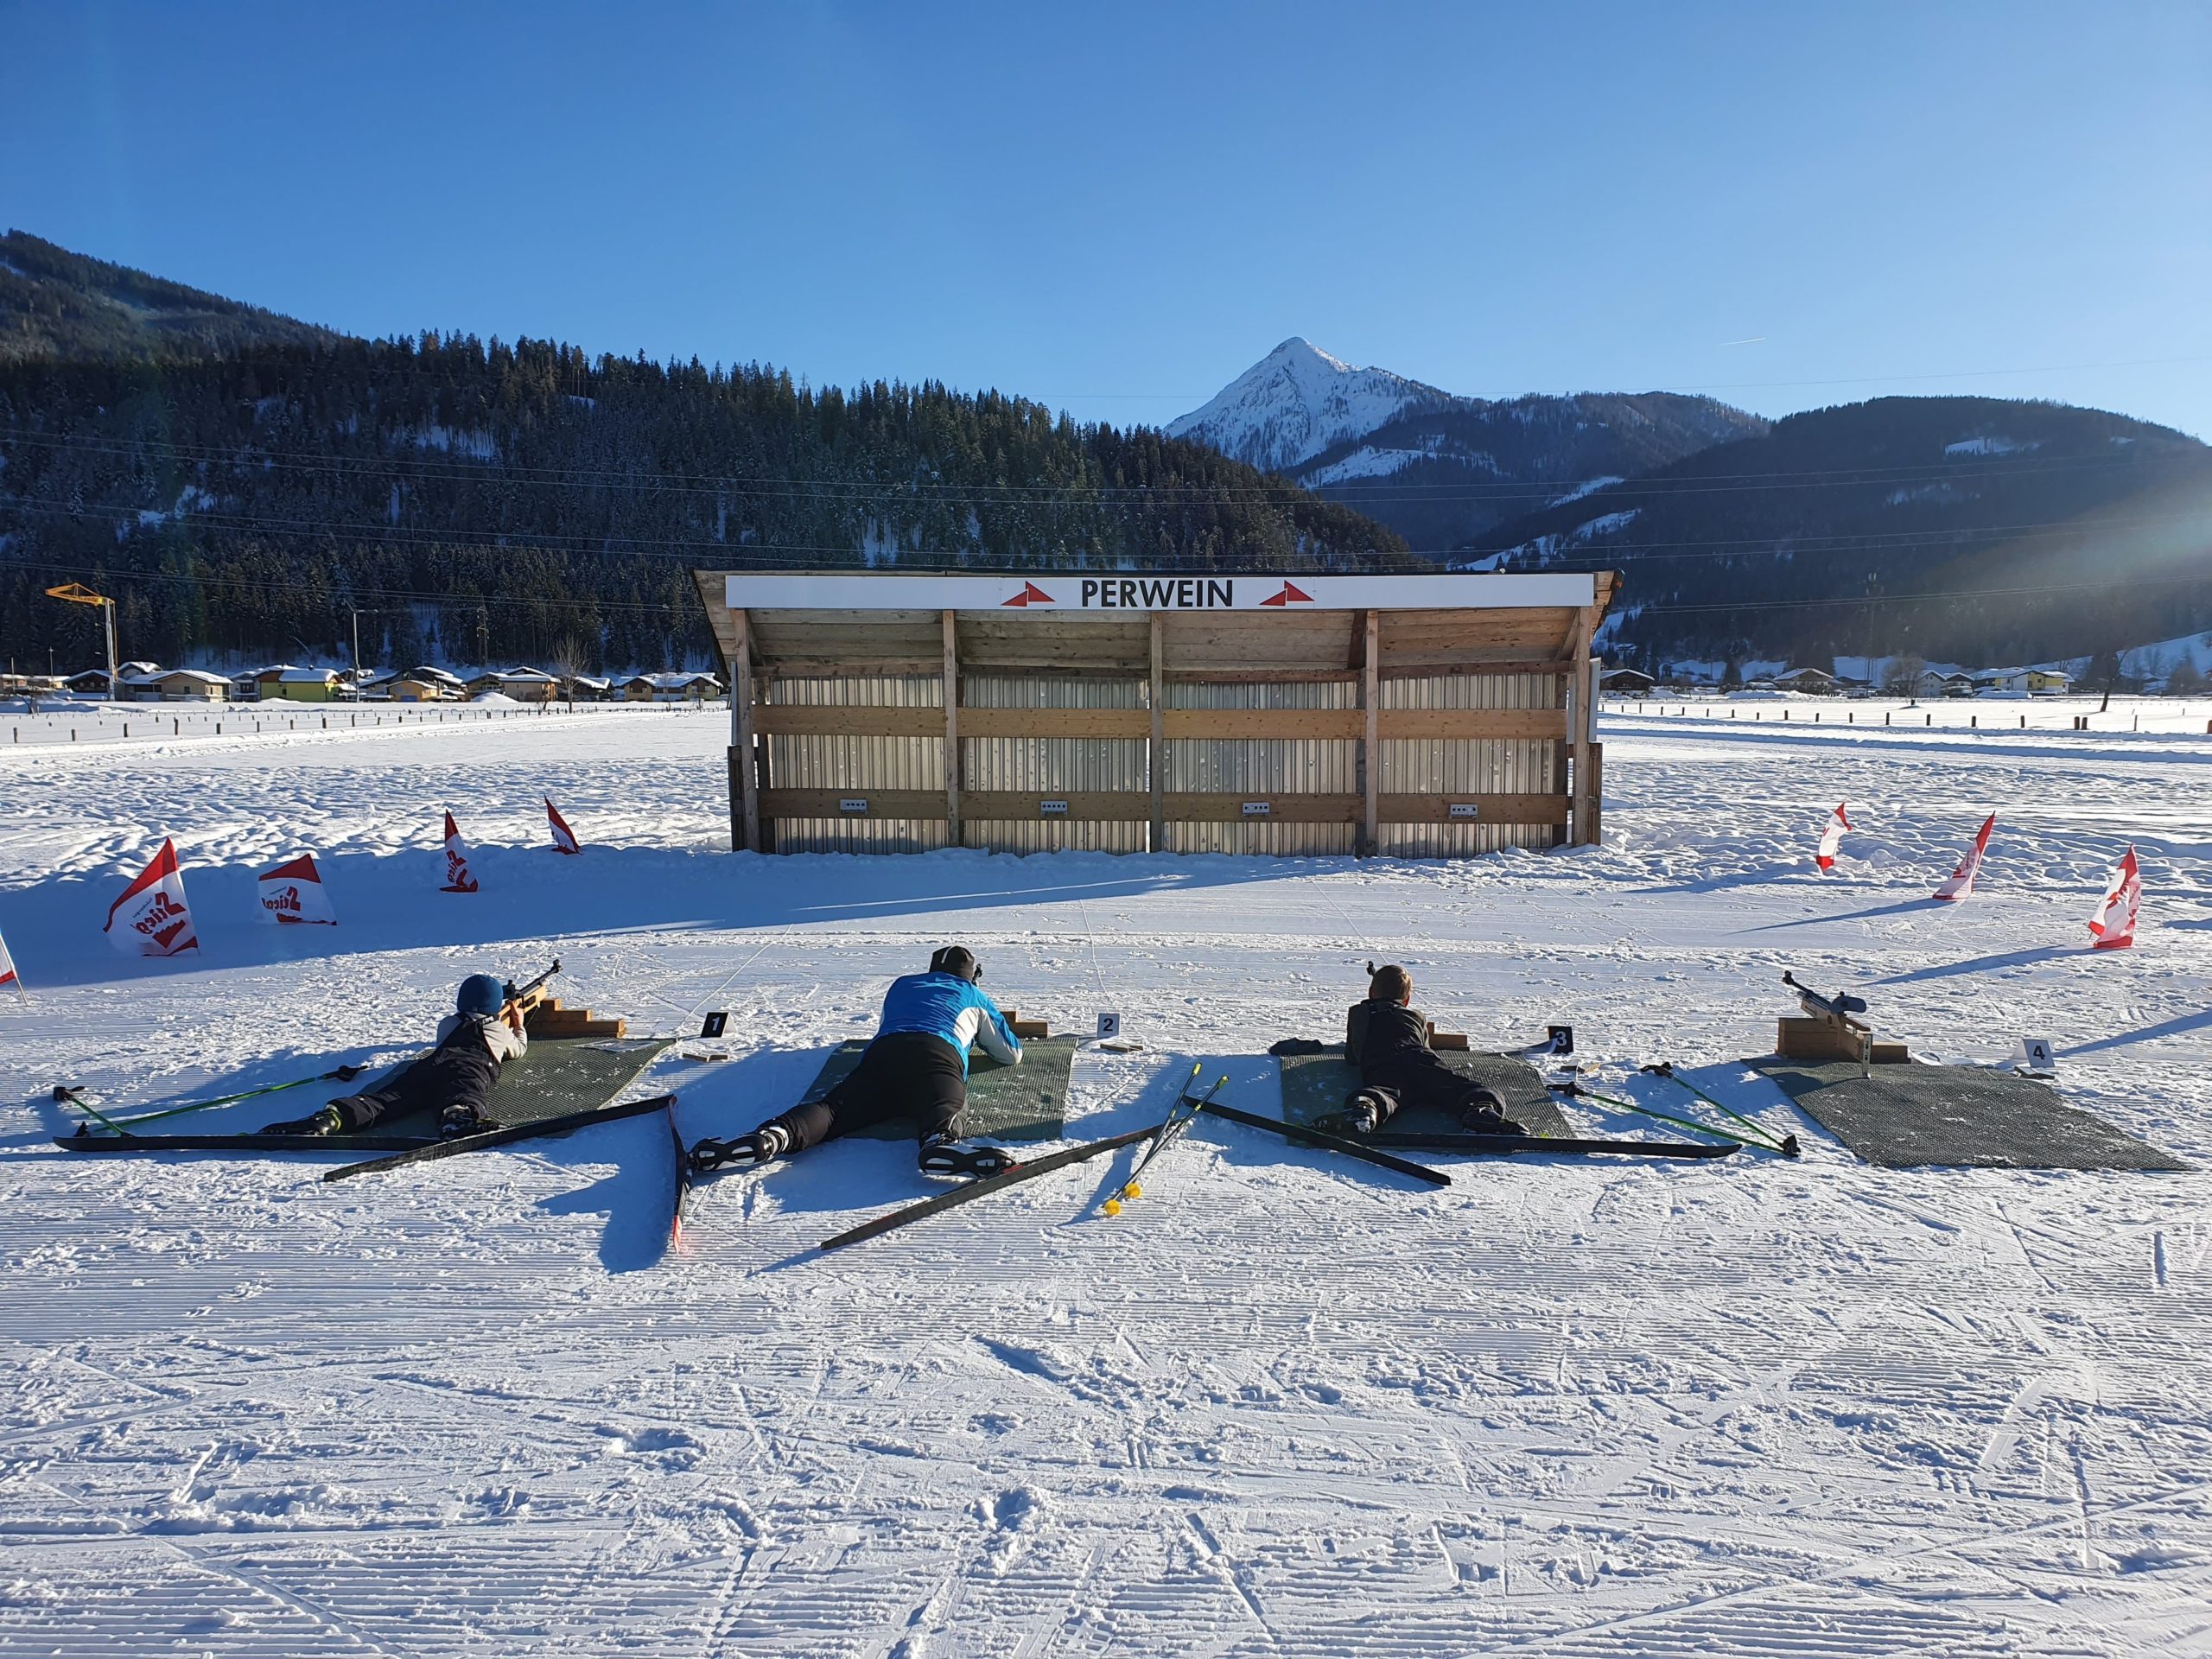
877 971 1022 1075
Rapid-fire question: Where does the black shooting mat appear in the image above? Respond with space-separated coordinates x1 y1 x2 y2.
342 1035 674 1138
1276 1046 1573 1139
1745 1057 2189 1172
798 1035 1075 1143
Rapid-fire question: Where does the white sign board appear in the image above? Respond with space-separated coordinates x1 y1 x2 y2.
1096 1011 1122 1040
723 572 1594 613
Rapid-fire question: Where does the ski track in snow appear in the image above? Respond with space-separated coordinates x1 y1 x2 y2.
0 704 2208 1656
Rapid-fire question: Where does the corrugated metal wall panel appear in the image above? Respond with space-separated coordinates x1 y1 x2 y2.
961 674 1147 853
1376 671 1563 856
1165 679 1356 855
766 674 948 852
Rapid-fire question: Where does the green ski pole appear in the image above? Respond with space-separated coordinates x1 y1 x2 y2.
1550 1080 1793 1156
1639 1063 1800 1157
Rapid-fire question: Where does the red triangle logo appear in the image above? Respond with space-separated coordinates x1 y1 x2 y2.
1259 582 1314 607
1001 582 1056 608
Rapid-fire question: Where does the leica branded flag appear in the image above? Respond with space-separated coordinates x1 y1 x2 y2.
442 811 480 893
1815 803 1852 871
0 927 24 998
257 853 337 925
105 838 199 957
1932 814 1996 902
546 798 582 855
2087 845 2140 950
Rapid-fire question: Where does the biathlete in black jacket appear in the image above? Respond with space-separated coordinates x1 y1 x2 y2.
690 945 1025 1178
1334 963 1526 1136
265 973 526 1140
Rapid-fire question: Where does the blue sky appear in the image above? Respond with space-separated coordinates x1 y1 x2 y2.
4 1 2208 436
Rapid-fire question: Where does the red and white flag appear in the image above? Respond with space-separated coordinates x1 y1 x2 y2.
1932 813 1996 902
2088 845 2140 950
257 853 337 925
1815 803 1852 871
0 926 24 998
105 838 199 957
545 798 582 855
442 811 480 893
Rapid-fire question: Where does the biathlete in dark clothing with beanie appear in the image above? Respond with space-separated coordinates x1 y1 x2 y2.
690 945 1024 1178
1333 963 1526 1136
264 973 527 1140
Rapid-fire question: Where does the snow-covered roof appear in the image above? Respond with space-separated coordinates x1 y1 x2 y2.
626 671 723 689
138 669 231 687
497 668 558 683
277 667 338 683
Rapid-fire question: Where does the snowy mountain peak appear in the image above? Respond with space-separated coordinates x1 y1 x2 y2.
1167 339 1446 473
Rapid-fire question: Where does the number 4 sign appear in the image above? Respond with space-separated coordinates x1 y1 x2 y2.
2013 1037 2056 1077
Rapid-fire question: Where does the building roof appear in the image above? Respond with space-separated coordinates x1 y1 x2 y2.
276 666 338 683
137 668 232 687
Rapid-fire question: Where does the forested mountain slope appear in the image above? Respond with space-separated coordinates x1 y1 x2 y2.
0 248 1408 673
1459 397 2212 671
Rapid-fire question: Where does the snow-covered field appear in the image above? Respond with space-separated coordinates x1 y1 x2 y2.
2 704 2208 1657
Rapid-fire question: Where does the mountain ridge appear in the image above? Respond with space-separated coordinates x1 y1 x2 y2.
1169 338 1770 548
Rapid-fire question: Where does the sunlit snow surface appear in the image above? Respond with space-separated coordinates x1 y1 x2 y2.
2 700 2209 1657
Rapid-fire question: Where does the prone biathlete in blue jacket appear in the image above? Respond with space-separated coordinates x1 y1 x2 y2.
693 945 1023 1178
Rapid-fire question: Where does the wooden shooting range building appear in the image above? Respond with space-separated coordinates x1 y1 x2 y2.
690 570 1617 857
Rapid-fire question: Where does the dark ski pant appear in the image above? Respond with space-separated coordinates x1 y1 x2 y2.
328 1040 499 1133
770 1031 965 1151
1357 1047 1508 1127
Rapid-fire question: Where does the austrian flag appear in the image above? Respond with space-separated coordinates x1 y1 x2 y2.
105 838 199 957
257 853 337 925
2088 845 2141 950
1815 803 1852 871
442 811 480 893
546 798 582 855
1932 814 1996 902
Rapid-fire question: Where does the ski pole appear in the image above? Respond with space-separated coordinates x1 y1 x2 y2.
1103 1069 1228 1217
69 1064 371 1134
1550 1080 1788 1155
54 1084 128 1137
1639 1062 1801 1157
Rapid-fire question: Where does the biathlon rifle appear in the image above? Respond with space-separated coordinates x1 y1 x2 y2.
1782 970 1867 1031
501 958 563 1025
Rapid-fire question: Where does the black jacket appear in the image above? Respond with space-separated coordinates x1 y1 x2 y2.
1346 999 1431 1065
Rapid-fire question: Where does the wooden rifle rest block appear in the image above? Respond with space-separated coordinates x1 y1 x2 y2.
1777 1017 1908 1065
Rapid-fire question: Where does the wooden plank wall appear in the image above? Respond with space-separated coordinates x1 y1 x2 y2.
718 601 1607 856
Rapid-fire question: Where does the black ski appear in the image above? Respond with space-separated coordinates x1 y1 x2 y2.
58 1129 435 1154
1364 1130 1738 1160
1197 1099 1452 1186
665 1098 693 1246
320 1093 676 1182
819 1122 1163 1253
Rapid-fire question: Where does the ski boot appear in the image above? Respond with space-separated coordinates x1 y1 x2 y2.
440 1103 493 1140
1461 1087 1528 1136
918 1134 1017 1179
1317 1087 1395 1137
264 1105 343 1137
690 1124 787 1173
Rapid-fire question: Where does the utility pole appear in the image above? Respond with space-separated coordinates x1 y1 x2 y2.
46 583 119 700
351 607 362 681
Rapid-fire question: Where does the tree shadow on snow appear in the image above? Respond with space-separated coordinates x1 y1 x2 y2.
3 845 1307 992
1872 944 2075 986
2063 1007 2212 1058
1738 897 1948 933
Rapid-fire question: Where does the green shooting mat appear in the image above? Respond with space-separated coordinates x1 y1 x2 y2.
1276 1046 1573 1139
798 1036 1075 1143
1745 1057 2188 1172
349 1034 674 1139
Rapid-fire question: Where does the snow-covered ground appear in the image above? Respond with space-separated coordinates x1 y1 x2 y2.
2 705 2208 1656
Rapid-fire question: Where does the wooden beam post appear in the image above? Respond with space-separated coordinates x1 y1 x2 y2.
1362 608 1381 856
1568 604 1595 845
731 610 760 852
1148 611 1166 852
942 609 962 847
